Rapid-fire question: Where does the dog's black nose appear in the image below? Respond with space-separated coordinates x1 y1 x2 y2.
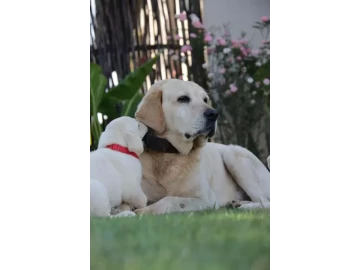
204 109 218 121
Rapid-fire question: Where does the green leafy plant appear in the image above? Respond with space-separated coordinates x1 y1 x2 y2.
90 55 159 149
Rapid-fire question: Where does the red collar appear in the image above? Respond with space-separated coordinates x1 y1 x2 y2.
106 144 139 159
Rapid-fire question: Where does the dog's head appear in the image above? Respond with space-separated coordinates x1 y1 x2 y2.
98 116 148 156
135 79 218 154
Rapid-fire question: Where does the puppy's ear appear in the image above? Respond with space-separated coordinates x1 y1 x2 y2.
135 88 165 134
124 131 144 157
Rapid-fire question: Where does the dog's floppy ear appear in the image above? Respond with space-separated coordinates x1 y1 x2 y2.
124 131 144 157
135 87 165 134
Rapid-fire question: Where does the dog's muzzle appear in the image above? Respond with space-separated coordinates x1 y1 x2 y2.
204 108 218 122
197 109 218 138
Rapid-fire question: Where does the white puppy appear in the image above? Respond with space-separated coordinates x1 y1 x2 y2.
90 116 148 218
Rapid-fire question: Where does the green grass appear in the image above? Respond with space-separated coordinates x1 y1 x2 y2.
91 209 270 270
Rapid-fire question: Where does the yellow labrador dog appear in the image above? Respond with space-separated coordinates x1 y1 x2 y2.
134 79 270 215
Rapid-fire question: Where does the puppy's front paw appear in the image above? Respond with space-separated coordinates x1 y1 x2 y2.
134 193 148 209
110 211 136 218
127 192 148 210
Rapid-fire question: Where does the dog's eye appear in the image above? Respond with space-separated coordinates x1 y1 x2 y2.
177 95 190 103
203 98 208 103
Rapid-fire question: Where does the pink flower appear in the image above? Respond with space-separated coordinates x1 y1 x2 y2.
262 40 270 44
263 78 270 85
251 49 259 56
255 81 261 88
231 39 241 47
174 34 180 40
239 39 248 44
246 48 251 53
229 84 238 93
227 57 233 63
217 38 226 46
261 16 269 22
192 21 205 28
236 56 242 61
204 33 212 42
189 14 205 28
189 14 199 22
240 47 248 57
190 33 197 38
207 47 215 54
219 68 226 74
175 11 187 21
181 45 192 53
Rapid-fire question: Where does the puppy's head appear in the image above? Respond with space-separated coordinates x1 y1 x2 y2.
98 116 148 156
135 79 218 154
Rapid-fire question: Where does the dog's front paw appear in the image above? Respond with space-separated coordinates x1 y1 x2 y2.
134 206 162 215
225 200 252 209
134 207 150 215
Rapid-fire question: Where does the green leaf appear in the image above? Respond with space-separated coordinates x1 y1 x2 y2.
253 60 270 82
264 103 270 116
90 116 102 147
90 56 158 148
90 63 107 115
107 55 159 100
122 92 144 117
97 94 119 120
90 63 107 148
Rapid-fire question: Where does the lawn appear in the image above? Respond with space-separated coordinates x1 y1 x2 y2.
90 209 270 270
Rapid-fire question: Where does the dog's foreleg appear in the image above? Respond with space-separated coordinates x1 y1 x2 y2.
222 145 270 206
134 196 217 215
